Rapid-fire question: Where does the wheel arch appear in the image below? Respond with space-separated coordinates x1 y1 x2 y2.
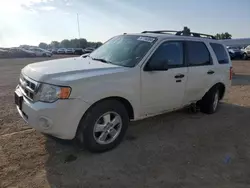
75 96 135 139
206 82 226 100
83 96 135 121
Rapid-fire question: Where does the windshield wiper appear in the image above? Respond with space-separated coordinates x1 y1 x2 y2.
91 57 111 64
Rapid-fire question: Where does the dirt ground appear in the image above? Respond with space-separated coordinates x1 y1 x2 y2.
0 56 250 188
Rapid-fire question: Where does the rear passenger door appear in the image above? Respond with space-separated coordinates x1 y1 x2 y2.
184 41 216 104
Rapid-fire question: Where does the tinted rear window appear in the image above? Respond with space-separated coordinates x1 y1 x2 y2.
210 43 229 64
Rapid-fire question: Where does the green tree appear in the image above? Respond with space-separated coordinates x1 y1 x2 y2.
38 42 48 49
50 41 60 48
79 38 88 48
215 32 232 39
69 39 79 48
38 39 102 49
60 39 71 48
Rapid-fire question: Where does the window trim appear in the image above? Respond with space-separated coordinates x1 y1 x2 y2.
143 40 186 71
185 41 213 67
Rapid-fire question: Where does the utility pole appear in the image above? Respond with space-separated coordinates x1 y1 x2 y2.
77 13 81 47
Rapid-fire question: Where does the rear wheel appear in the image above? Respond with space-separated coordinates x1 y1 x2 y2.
75 100 129 152
243 53 248 60
200 86 220 114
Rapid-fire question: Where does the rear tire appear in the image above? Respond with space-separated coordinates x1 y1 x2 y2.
75 100 129 153
200 86 220 114
243 53 248 60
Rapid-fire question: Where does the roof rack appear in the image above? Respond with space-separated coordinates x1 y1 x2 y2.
141 30 216 39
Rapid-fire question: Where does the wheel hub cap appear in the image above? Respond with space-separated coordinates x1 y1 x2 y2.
93 112 122 145
213 91 219 111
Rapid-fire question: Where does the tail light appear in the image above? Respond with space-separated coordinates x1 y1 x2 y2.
229 67 233 80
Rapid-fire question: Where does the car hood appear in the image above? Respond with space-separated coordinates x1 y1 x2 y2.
22 57 127 84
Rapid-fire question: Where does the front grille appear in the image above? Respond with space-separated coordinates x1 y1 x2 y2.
19 74 39 101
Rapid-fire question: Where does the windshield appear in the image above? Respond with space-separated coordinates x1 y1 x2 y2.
89 35 157 67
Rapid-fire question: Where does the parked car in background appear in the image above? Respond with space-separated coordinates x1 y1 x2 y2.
29 48 52 57
241 45 250 60
15 30 232 152
83 47 95 54
226 46 242 59
0 48 9 58
51 49 58 54
57 48 67 54
74 48 84 55
9 48 36 58
66 48 75 54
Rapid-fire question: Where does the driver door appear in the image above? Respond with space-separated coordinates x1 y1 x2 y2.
141 41 188 116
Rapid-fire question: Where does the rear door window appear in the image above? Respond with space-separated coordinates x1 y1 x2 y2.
186 41 211 66
210 43 229 64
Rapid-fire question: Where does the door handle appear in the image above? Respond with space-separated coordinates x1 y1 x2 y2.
207 70 215 75
174 74 185 79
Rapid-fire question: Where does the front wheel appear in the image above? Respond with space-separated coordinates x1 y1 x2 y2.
75 100 129 152
200 86 220 114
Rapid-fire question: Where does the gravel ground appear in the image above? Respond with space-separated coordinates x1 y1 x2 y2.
0 56 250 188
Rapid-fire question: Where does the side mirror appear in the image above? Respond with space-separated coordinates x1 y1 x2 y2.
144 60 168 71
81 53 90 58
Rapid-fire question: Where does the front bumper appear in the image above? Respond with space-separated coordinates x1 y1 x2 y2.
15 86 91 139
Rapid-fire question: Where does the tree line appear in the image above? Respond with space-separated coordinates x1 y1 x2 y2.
182 26 232 39
35 27 232 50
214 32 232 40
38 38 103 49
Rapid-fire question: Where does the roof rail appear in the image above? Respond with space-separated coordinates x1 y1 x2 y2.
141 30 216 39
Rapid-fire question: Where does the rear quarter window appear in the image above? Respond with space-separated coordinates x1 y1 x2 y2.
210 43 229 64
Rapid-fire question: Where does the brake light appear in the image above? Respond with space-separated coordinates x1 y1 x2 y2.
230 67 233 80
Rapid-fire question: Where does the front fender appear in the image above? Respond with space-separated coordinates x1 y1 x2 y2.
70 70 141 119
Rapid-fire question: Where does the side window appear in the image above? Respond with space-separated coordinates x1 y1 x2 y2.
186 41 211 66
210 43 229 64
146 41 184 70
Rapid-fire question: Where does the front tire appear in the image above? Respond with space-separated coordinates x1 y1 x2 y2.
75 100 129 152
200 86 220 114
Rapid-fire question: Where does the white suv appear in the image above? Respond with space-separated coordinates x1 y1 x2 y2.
15 30 232 152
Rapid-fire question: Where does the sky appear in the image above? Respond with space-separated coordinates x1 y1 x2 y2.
0 0 250 47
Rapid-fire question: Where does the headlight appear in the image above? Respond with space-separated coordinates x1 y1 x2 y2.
37 83 71 103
